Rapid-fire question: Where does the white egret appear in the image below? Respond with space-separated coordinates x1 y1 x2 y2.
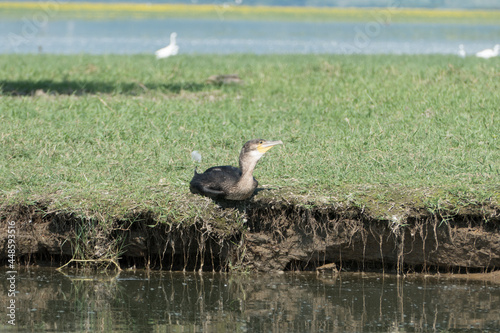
457 44 466 58
155 32 179 59
475 44 499 59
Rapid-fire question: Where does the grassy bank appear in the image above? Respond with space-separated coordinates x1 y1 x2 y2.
1 2 500 23
0 54 499 223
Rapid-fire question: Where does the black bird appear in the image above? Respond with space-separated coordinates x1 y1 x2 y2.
190 139 283 200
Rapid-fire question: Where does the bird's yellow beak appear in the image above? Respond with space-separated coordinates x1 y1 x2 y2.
257 140 283 154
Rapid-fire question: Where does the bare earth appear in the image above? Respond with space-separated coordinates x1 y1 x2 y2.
1 197 499 280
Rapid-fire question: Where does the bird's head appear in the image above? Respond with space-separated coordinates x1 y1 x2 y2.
241 139 283 160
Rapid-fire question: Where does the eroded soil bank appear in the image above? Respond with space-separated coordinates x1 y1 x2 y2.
1 198 499 274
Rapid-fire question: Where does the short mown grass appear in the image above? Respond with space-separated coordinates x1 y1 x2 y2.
1 54 499 221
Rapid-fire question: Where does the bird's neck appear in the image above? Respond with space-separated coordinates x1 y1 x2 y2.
238 150 264 186
239 158 258 178
236 158 257 192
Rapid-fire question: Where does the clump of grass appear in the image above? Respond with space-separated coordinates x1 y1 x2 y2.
0 54 498 222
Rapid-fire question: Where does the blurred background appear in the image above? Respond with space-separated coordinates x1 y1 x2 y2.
0 0 499 56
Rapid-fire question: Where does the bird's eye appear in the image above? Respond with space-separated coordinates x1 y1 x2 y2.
259 140 263 144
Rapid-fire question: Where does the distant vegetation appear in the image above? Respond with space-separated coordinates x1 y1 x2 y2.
8 0 500 10
157 0 500 10
1 2 500 23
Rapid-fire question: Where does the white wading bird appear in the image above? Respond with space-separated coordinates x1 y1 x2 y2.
458 44 466 58
475 44 499 59
155 32 179 59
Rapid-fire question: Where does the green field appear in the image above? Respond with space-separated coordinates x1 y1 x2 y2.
1 54 499 222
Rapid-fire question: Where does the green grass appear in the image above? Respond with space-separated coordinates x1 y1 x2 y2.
1 54 499 221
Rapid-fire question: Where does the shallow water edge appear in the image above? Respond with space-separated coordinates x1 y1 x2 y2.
0 268 499 332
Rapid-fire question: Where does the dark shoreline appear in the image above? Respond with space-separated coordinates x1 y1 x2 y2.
2 198 499 274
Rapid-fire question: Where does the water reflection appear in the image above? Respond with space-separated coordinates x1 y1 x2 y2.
1 268 499 332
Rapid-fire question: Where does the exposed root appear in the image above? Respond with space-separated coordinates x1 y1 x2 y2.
1 200 499 273
57 258 121 271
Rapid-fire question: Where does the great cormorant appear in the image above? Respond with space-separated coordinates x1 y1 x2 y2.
190 139 283 200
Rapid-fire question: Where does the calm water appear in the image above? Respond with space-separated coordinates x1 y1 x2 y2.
1 268 499 332
1 18 500 55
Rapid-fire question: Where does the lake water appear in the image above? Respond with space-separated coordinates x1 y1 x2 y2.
1 18 500 55
1 268 499 332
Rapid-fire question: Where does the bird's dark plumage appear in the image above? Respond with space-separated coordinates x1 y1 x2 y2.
190 139 282 200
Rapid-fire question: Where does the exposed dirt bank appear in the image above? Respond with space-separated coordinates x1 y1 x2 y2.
1 198 499 274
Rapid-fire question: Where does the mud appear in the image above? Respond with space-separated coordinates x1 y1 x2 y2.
1 199 499 274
